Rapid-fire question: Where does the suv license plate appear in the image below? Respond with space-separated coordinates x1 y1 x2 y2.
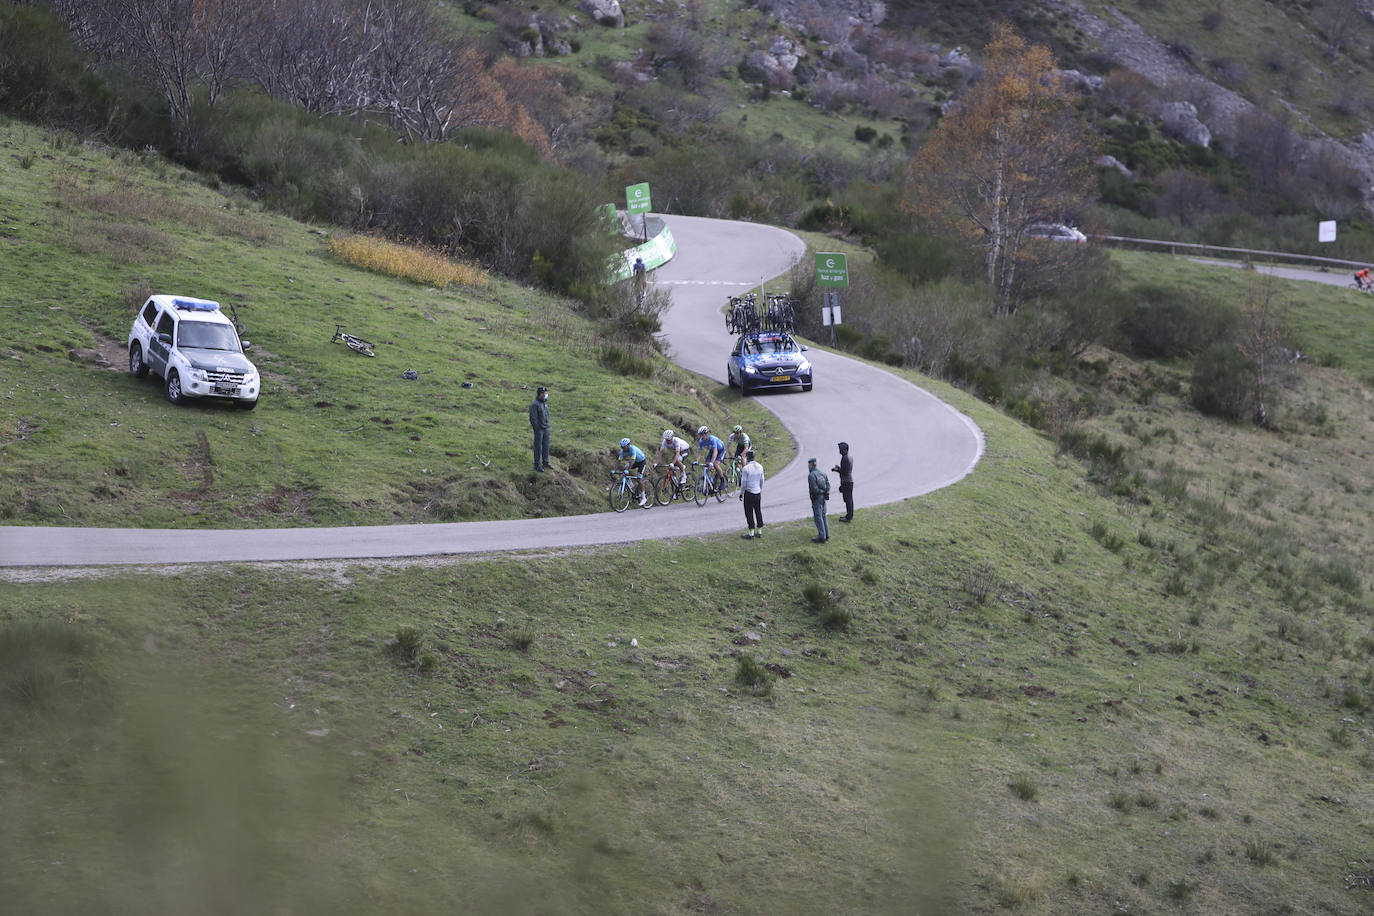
213 385 238 396
771 375 790 382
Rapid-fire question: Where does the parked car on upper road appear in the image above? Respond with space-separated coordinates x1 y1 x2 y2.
127 294 260 409
1027 222 1087 243
726 329 812 395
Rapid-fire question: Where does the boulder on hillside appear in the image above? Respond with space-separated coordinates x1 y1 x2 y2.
745 50 796 87
1159 100 1211 148
1097 154 1134 177
579 0 623 28
940 46 971 70
1058 69 1105 94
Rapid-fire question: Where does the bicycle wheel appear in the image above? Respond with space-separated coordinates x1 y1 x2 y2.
712 472 727 503
609 477 632 513
693 474 708 507
347 337 375 357
636 479 653 510
653 473 672 506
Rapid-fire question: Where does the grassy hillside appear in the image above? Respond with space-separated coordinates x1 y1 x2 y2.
4 119 1374 912
0 118 789 527
4 364 1372 913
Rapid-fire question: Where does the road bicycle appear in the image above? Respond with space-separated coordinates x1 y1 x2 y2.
721 454 744 493
651 463 697 506
690 461 727 506
725 293 758 334
762 294 796 332
608 468 653 512
331 324 375 357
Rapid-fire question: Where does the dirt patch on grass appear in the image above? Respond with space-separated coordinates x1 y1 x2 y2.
236 485 316 523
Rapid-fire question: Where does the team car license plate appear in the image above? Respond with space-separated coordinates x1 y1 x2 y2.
770 374 791 382
213 385 239 396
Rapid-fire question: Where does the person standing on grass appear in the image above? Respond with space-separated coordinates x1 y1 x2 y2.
529 386 550 472
832 441 854 522
807 457 830 543
738 449 764 538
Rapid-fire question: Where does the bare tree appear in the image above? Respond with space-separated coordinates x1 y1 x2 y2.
49 0 250 147
1236 273 1292 428
1316 0 1361 61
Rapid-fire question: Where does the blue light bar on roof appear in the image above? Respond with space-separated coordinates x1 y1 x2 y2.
172 297 220 312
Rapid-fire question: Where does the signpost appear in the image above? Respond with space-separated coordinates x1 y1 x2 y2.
626 182 652 241
1318 220 1336 244
815 252 848 345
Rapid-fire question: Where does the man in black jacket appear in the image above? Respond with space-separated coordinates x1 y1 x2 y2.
832 442 854 522
529 386 550 471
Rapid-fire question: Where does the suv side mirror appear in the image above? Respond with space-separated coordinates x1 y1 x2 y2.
731 349 740 357
158 332 172 345
241 340 252 352
800 345 808 352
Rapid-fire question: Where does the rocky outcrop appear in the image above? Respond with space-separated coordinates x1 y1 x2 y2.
579 0 623 28
1159 101 1211 148
1058 69 1104 94
1045 0 1374 212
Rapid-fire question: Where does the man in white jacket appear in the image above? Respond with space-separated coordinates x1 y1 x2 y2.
738 449 765 538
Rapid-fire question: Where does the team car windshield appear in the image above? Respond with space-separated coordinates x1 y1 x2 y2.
743 336 798 355
178 320 240 351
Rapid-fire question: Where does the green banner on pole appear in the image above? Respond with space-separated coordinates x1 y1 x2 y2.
815 252 849 288
625 183 652 215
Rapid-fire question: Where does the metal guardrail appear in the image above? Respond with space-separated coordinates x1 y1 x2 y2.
1095 235 1367 271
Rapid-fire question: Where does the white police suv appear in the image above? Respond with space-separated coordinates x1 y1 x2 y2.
127 295 260 409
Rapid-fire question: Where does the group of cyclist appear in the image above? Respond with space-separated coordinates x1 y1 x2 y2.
614 424 751 507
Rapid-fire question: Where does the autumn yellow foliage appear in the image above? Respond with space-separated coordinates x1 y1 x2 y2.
328 235 487 289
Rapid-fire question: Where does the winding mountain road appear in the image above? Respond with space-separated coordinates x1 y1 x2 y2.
0 216 983 568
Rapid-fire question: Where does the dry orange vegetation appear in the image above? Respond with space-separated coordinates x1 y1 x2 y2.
327 234 488 289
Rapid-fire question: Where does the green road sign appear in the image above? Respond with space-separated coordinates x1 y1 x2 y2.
816 252 849 287
625 183 652 215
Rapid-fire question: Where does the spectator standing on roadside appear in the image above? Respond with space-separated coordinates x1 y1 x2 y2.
832 442 854 522
529 386 550 472
738 449 765 538
807 457 830 543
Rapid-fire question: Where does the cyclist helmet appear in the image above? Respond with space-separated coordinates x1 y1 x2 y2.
732 425 743 434
619 437 631 448
697 425 709 436
663 429 675 441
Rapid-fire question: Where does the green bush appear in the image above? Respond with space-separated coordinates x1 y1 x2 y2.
0 621 106 725
872 232 956 285
599 344 655 378
0 3 136 139
1119 283 1237 358
734 655 774 696
1190 343 1255 421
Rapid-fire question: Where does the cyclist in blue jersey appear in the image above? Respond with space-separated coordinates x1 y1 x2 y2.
655 429 692 485
616 437 650 507
695 425 727 493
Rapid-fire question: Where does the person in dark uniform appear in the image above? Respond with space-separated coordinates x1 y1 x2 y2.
832 442 854 522
529 386 550 471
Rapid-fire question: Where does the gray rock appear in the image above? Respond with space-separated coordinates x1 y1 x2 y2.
1159 100 1211 148
1058 69 1104 94
579 0 623 28
941 46 971 70
1097 154 1133 177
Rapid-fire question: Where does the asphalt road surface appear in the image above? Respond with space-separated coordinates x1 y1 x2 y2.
0 216 983 568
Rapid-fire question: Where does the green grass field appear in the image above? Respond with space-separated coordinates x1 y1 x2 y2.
3 117 1373 914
